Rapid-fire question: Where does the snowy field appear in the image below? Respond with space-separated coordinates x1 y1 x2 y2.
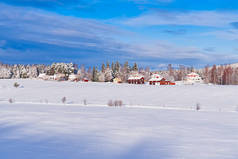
1 79 238 112
1 79 238 159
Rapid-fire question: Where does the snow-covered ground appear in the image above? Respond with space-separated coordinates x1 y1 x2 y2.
0 79 238 112
0 79 238 159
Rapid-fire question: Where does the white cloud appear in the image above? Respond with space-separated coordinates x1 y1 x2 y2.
121 11 238 27
207 29 238 41
1 3 238 66
0 3 128 47
120 40 238 63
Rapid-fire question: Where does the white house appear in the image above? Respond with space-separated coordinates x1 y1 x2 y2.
68 74 80 82
185 72 203 84
149 74 163 85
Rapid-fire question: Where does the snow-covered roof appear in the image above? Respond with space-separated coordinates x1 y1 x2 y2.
128 74 144 80
38 73 46 78
149 74 163 81
185 72 203 82
187 72 200 77
53 74 65 78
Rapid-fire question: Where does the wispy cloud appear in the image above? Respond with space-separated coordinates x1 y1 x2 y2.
0 3 129 49
0 3 137 64
121 11 238 27
206 29 238 41
129 0 173 4
1 3 238 67
163 29 187 35
121 40 238 65
0 0 96 9
204 47 216 52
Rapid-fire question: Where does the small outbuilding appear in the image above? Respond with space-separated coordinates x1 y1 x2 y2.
82 77 89 82
113 77 122 83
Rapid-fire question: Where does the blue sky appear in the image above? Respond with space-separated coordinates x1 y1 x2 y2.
0 0 238 68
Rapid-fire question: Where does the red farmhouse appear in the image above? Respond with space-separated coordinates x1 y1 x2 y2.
128 74 145 84
149 74 175 85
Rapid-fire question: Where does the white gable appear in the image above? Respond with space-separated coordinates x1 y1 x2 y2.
149 74 163 82
128 74 144 80
186 72 202 82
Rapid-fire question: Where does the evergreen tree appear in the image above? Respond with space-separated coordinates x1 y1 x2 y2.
101 63 106 73
132 62 138 72
115 61 120 72
111 62 114 72
92 66 99 82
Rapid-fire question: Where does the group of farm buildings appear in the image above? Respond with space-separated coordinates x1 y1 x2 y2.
38 72 203 85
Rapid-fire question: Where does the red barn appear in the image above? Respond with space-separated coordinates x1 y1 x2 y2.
128 74 145 84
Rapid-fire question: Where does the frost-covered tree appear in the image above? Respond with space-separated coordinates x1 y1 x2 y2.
0 64 12 79
98 72 105 82
87 67 92 81
104 67 113 82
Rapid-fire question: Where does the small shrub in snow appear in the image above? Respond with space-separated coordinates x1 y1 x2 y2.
45 99 48 104
196 103 201 111
114 100 123 107
13 82 20 88
83 99 87 105
108 100 123 107
8 98 14 103
114 100 118 106
62 97 66 104
118 100 123 106
108 100 113 106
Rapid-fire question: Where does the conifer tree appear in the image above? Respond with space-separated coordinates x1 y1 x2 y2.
92 66 99 82
115 61 120 72
132 62 138 72
101 63 106 73
111 62 114 72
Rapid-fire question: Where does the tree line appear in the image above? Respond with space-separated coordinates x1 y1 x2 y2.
1 61 238 85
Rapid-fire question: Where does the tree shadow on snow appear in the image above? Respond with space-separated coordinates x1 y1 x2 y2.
0 123 174 159
116 139 174 159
